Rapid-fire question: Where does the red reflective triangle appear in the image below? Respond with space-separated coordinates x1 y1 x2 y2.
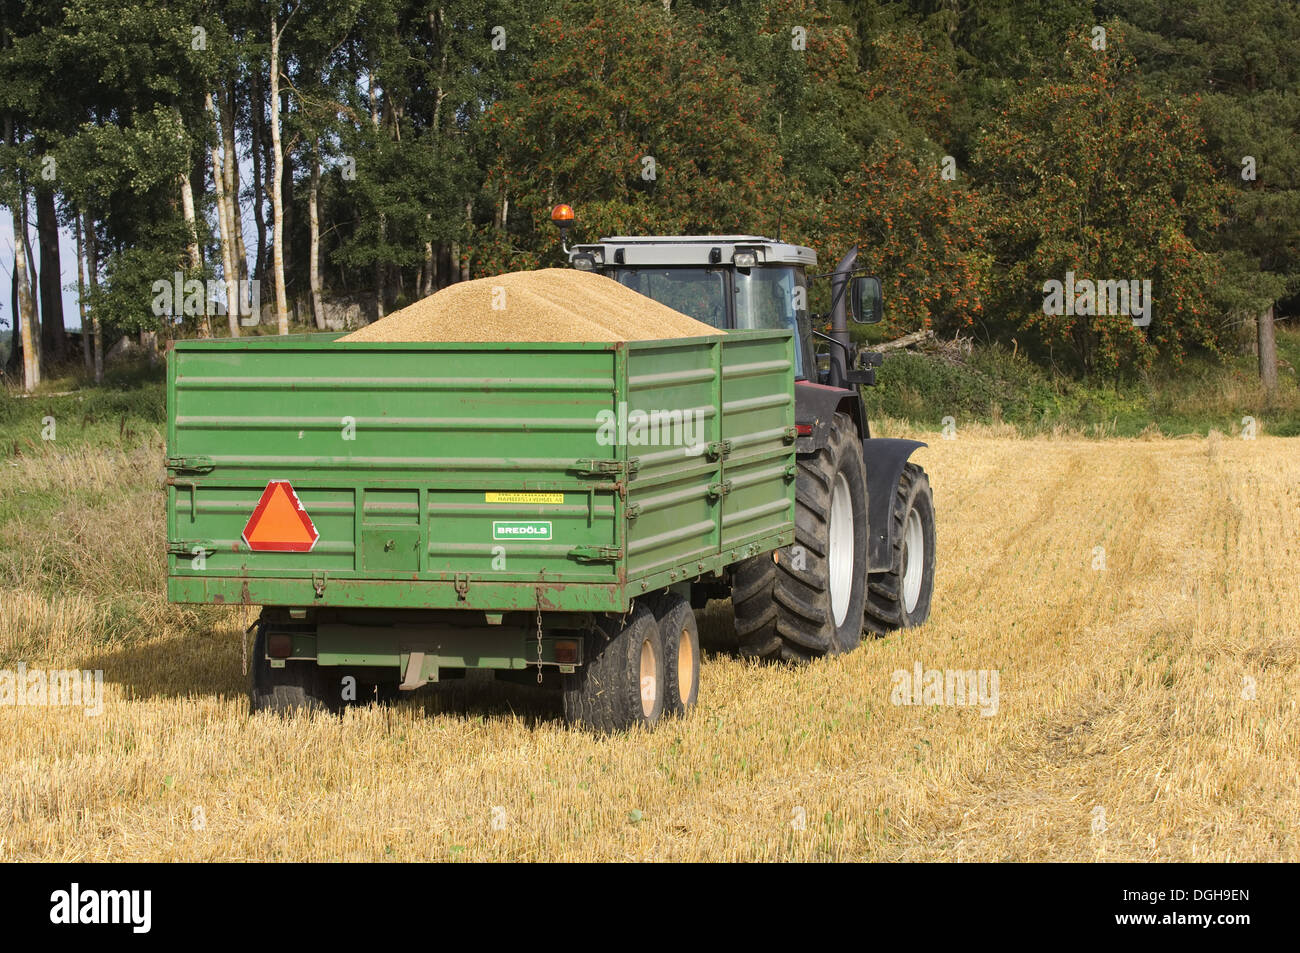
242 480 319 552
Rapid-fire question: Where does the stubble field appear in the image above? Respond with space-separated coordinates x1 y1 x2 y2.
1 428 1296 861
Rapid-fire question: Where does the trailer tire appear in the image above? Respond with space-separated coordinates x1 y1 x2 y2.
865 463 936 633
645 592 700 716
732 412 868 661
249 624 333 715
562 603 666 732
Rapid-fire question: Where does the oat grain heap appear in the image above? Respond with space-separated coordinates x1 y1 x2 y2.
340 268 716 343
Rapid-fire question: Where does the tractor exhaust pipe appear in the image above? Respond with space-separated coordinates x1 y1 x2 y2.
828 246 858 388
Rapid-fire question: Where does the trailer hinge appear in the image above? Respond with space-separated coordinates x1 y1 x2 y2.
625 503 642 520
454 573 471 600
782 426 798 443
167 539 215 556
707 480 733 500
784 463 798 481
706 439 733 460
573 457 639 478
568 545 623 563
166 455 215 474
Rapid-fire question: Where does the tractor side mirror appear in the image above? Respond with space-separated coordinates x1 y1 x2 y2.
850 276 883 324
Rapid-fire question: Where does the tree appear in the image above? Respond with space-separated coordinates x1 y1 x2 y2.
1120 0 1300 391
481 0 787 273
824 139 988 335
975 27 1226 372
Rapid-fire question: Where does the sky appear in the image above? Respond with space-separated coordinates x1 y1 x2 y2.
1 153 258 337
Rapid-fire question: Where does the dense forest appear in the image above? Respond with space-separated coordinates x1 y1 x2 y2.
1 0 1296 390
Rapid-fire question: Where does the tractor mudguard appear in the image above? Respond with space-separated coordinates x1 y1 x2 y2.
863 438 926 572
793 380 863 452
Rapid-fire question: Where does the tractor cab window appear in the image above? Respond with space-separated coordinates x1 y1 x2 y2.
735 266 811 378
613 268 727 329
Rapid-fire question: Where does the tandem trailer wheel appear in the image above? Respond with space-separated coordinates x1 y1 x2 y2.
249 622 333 715
561 603 666 732
644 592 701 716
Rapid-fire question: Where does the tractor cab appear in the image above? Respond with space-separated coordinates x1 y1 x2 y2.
568 234 818 377
552 205 883 389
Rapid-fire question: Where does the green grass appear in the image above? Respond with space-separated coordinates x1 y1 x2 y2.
0 359 165 458
861 325 1300 437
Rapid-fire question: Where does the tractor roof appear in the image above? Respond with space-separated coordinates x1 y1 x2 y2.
572 235 818 268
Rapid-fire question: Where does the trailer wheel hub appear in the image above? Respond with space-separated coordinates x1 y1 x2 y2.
639 638 658 718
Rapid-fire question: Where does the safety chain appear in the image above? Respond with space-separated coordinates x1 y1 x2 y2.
534 592 545 684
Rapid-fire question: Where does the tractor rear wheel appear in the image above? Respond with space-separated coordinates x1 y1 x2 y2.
732 412 869 661
865 463 936 633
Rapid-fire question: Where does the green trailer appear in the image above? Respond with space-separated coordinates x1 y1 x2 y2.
167 329 797 729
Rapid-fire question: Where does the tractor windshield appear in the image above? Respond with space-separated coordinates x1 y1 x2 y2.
613 268 727 329
735 266 810 378
613 264 810 378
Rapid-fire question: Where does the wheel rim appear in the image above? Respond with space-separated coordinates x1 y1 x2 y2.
677 626 693 702
901 507 924 614
639 638 657 718
828 472 855 627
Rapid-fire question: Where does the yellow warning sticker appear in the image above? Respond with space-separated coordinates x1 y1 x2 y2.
485 492 564 505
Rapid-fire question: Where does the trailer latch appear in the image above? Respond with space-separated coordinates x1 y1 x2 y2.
166 455 215 474
573 457 640 477
167 539 215 556
574 458 623 476
782 426 798 443
311 573 326 598
707 480 732 500
568 545 622 562
454 573 471 599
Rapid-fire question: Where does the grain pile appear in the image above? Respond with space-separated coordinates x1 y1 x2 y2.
340 268 717 343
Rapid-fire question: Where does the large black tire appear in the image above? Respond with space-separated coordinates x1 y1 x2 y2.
732 412 869 661
249 624 333 714
562 603 666 732
865 462 936 633
644 592 700 716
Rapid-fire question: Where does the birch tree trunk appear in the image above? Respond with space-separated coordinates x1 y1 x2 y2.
308 149 324 329
75 213 91 371
220 85 249 282
13 198 39 391
422 232 434 297
375 212 386 320
206 91 241 337
270 16 289 335
460 199 472 281
178 170 212 338
250 69 268 283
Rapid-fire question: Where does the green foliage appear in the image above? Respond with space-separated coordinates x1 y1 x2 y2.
480 0 787 273
2 0 1298 395
0 360 165 457
974 27 1226 372
864 324 1300 436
